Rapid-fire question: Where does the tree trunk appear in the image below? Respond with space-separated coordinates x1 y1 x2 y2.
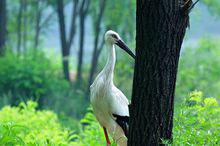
87 33 101 88
56 0 78 81
22 0 27 52
17 0 23 54
76 13 85 84
128 0 190 145
0 0 7 56
76 0 90 85
57 0 70 81
67 0 78 50
34 0 42 49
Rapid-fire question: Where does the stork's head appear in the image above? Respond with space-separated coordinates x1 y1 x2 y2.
105 30 135 59
105 30 121 44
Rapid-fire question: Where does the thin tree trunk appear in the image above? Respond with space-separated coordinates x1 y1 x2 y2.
128 0 192 145
76 0 90 85
34 0 42 49
40 10 55 29
67 0 78 49
22 0 27 52
76 13 85 83
56 0 78 81
17 0 23 54
0 0 7 56
57 0 70 81
85 0 107 100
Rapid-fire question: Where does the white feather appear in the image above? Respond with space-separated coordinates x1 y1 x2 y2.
90 31 129 146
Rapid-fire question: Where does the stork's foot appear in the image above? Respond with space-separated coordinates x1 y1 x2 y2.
107 142 111 146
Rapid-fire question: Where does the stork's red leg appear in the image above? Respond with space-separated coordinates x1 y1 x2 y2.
103 127 111 146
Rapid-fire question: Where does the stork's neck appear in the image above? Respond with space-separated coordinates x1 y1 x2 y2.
102 43 116 84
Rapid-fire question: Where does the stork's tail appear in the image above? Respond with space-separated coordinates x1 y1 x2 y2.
112 114 129 137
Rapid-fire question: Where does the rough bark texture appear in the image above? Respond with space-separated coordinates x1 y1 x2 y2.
129 0 189 145
0 0 7 56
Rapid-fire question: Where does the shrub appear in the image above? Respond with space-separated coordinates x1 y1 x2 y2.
0 50 69 106
73 91 220 145
71 108 117 146
0 50 89 119
0 101 75 145
176 38 220 102
173 91 220 145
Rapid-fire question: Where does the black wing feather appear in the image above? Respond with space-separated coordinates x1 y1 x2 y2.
112 114 129 137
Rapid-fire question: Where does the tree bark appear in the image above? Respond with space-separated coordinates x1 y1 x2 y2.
0 0 7 56
129 0 190 145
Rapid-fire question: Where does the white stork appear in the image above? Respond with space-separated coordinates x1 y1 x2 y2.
90 30 135 146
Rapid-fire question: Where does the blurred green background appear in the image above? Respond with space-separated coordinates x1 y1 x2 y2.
0 0 220 145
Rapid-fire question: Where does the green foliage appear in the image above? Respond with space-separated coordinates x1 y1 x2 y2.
70 108 117 146
72 91 220 145
0 50 69 106
0 101 75 146
90 0 135 42
173 91 220 145
1 92 219 145
0 50 89 119
103 0 136 42
114 52 134 99
176 38 220 102
203 0 220 16
7 0 55 49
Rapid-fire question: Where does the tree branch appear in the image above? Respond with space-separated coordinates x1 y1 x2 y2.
96 37 105 58
83 0 90 15
181 0 200 15
39 10 55 29
57 0 67 54
188 0 200 12
67 0 79 49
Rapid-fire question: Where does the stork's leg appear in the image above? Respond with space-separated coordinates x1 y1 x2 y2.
103 127 111 146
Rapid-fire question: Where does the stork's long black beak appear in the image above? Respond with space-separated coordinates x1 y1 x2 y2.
115 39 135 59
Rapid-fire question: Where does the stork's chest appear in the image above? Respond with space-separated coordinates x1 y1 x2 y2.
90 77 112 111
90 85 110 106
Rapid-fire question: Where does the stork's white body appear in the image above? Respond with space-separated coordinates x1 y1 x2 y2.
90 37 129 146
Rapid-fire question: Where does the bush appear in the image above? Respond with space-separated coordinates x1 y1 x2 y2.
0 50 69 106
0 50 89 119
0 101 75 145
73 91 220 145
71 108 117 146
173 91 220 145
176 38 220 102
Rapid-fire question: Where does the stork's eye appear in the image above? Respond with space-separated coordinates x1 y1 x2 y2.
111 34 118 39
